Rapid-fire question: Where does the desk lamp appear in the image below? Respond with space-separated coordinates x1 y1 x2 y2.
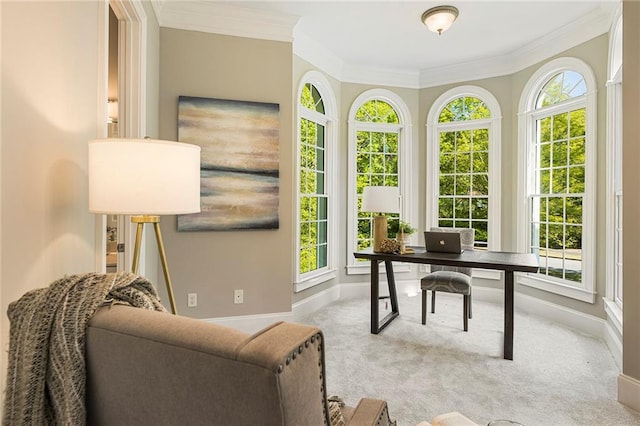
361 186 400 252
88 138 201 314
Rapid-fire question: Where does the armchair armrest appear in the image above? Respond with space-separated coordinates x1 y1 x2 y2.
345 398 395 426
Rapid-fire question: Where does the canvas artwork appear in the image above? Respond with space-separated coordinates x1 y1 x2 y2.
177 96 280 231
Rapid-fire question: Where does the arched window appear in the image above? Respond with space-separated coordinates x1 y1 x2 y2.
347 89 412 273
517 58 596 303
426 86 502 250
295 71 337 291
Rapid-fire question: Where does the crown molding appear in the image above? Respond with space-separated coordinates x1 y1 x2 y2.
153 1 615 88
341 64 421 89
292 30 344 82
418 3 616 88
154 0 299 42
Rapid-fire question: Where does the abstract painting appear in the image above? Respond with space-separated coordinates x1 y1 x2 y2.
177 96 280 231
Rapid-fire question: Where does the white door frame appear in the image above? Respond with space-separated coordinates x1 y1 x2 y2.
95 0 147 273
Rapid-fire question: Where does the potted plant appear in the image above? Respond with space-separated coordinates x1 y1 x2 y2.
388 220 416 236
388 220 416 253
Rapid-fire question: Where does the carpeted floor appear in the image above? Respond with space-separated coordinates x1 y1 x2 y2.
297 292 640 426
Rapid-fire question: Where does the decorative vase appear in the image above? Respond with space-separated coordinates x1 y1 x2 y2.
396 231 410 253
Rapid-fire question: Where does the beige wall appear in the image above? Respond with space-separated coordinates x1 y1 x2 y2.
157 28 294 317
0 0 102 394
622 1 640 383
0 0 162 405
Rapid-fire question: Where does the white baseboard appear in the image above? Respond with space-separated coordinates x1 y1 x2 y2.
202 285 341 333
618 374 640 413
604 320 623 371
292 285 341 320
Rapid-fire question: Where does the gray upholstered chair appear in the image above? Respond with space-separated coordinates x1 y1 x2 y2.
421 227 475 331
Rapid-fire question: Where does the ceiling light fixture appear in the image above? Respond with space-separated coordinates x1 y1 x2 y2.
421 5 459 36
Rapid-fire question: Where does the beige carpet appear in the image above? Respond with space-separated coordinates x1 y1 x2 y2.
298 292 640 426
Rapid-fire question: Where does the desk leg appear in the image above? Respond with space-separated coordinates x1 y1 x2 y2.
371 260 380 334
504 271 514 360
385 260 399 314
370 259 400 334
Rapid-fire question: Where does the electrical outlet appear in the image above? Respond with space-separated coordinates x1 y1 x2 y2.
234 289 244 304
187 293 197 307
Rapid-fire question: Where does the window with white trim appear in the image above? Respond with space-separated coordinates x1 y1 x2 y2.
606 12 623 317
347 90 412 274
295 72 337 291
426 86 502 251
517 58 596 303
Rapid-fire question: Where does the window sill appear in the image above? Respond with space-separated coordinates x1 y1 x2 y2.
294 269 337 293
519 274 596 303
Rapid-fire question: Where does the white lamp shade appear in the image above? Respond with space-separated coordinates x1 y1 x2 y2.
361 186 400 214
422 6 459 35
89 138 201 215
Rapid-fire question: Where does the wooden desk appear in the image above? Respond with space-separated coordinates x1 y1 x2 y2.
353 247 539 360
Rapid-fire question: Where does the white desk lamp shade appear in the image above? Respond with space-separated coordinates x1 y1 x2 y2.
361 186 400 214
89 139 201 215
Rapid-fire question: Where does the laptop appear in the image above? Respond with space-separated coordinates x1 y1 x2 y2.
424 231 464 254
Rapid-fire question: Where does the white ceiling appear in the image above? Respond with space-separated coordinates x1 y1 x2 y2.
154 0 619 87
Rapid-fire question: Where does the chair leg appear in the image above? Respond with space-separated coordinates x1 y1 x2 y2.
421 289 427 325
431 290 436 314
463 294 469 332
469 292 472 319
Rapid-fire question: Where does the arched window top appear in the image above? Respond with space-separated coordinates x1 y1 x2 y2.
438 96 491 123
535 70 587 108
297 70 337 120
300 83 325 113
355 99 399 123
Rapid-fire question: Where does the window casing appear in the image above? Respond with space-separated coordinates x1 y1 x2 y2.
295 72 337 291
605 11 623 332
426 86 502 253
347 89 412 274
517 58 597 303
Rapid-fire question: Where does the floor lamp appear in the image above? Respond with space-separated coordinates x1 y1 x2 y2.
361 186 400 252
88 138 201 314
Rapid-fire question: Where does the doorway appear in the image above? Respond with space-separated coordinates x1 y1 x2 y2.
97 0 147 274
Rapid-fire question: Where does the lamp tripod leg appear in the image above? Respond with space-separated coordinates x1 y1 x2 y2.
131 222 144 274
153 222 178 315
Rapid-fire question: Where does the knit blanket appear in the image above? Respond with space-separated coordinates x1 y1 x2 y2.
3 272 167 425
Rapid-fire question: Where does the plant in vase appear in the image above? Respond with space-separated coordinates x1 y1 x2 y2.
388 220 416 253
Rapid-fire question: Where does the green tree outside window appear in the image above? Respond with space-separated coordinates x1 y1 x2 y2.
355 100 400 250
437 97 490 248
530 70 587 284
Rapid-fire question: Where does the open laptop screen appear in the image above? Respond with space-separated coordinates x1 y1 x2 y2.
424 231 463 254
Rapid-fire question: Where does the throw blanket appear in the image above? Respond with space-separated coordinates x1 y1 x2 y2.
3 272 167 426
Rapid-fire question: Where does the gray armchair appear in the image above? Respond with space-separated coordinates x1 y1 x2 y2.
420 227 475 331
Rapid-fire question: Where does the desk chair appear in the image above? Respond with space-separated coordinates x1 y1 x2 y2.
421 227 475 331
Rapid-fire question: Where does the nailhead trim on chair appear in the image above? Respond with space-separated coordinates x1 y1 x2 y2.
273 332 332 424
377 403 397 426
272 330 392 426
